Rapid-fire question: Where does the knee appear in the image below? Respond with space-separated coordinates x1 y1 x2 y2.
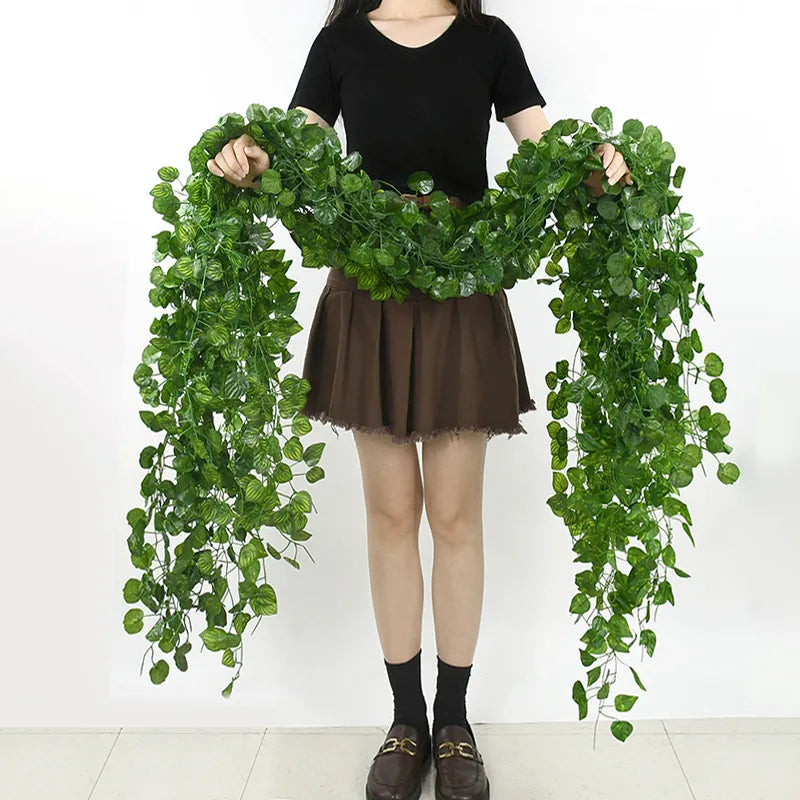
367 494 423 539
426 506 481 546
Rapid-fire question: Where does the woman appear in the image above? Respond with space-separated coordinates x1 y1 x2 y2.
207 2 631 798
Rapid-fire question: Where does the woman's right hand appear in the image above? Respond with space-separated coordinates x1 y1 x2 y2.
206 133 271 189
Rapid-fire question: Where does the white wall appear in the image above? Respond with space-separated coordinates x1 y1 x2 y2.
1 0 797 728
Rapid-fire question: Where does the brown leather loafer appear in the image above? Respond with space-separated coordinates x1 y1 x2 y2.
365 722 432 800
433 724 490 800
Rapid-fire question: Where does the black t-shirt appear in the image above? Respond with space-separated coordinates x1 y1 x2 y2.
287 11 546 206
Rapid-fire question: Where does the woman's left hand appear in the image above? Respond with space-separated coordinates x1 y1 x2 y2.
595 143 633 187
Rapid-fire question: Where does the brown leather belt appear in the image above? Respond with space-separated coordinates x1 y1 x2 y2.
400 192 466 212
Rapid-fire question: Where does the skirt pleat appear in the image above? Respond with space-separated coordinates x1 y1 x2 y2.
300 266 537 445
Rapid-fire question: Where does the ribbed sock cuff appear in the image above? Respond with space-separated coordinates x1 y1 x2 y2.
385 647 429 745
432 654 473 740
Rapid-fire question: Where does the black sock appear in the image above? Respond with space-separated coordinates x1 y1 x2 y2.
432 654 474 741
384 647 430 751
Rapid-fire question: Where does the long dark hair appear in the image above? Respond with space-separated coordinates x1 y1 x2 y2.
324 0 488 29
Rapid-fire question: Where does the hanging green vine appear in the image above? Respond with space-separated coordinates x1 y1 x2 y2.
124 102 739 743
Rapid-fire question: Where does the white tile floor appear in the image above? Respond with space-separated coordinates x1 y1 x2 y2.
0 718 798 800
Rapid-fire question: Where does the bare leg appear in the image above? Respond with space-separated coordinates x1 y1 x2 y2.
421 431 489 667
352 430 425 663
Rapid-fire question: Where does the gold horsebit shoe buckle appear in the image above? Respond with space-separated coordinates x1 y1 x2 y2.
379 736 420 757
437 740 477 760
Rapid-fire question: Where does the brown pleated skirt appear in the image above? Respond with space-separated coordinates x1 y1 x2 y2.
299 265 537 445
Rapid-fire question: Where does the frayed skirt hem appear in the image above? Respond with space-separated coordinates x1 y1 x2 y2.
301 399 537 446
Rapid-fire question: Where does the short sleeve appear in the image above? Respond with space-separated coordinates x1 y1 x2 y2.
288 28 341 127
490 17 546 122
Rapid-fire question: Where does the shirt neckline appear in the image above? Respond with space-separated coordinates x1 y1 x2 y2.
359 10 461 51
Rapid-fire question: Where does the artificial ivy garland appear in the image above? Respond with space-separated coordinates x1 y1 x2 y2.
125 103 740 744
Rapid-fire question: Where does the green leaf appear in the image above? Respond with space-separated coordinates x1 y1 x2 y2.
640 629 656 657
591 106 613 131
610 720 633 742
552 471 569 493
569 593 591 615
647 384 667 408
709 378 727 402
608 613 633 639
224 371 249 399
314 200 338 225
149 659 169 685
375 248 396 266
274 462 293 483
629 666 647 692
123 578 142 603
158 166 180 182
302 442 326 466
259 168 282 193
609 275 633 296
250 584 278 615
407 171 435 194
123 608 144 634
342 151 362 171
597 196 619 220
614 693 638 712
717 462 740 484
670 467 693 488
704 352 724 377
340 173 362 194
291 490 313 513
306 465 325 483
622 119 644 139
283 437 305 462
291 415 313 436
200 627 241 652
606 252 627 276
572 680 588 719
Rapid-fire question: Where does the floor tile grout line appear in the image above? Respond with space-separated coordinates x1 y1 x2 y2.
661 719 697 800
238 727 268 800
86 727 123 800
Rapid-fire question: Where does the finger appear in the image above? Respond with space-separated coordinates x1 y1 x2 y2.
605 164 625 185
217 145 242 180
232 138 251 178
605 151 623 174
244 144 270 170
605 155 625 183
224 141 248 179
607 165 627 185
206 158 223 177
593 143 610 165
